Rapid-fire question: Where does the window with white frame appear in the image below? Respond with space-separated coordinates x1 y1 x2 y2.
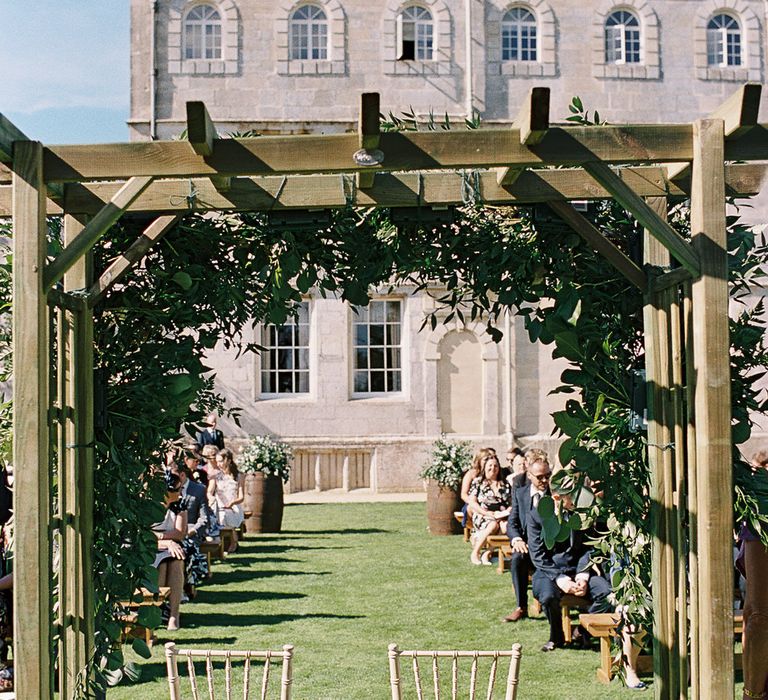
707 13 742 67
397 6 434 61
352 300 402 393
260 302 310 395
184 4 222 60
289 5 329 60
605 10 641 64
501 7 537 62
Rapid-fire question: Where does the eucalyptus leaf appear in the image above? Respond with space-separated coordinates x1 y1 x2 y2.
171 271 193 290
131 638 152 660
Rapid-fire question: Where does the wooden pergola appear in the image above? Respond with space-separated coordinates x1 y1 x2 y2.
1 84 765 699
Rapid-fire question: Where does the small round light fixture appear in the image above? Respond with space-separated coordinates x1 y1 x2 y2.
353 148 384 166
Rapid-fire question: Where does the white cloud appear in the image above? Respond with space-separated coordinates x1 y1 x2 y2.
0 2 129 114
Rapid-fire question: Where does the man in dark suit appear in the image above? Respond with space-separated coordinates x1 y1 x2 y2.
527 491 612 651
195 413 225 451
502 457 551 622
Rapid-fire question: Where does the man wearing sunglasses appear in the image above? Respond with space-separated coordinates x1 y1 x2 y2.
503 458 552 623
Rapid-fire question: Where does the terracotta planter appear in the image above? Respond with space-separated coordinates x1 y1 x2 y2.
426 480 463 535
244 472 285 533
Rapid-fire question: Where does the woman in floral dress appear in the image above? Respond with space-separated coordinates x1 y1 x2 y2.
468 454 511 565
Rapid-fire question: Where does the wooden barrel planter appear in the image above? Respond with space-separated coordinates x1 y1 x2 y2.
243 472 285 533
426 480 463 535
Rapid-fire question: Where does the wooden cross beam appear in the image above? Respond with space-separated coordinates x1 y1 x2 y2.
86 215 181 307
31 124 697 184
356 92 381 190
665 83 762 182
43 176 154 290
582 161 700 278
1 163 764 217
547 200 647 290
497 87 550 186
186 101 231 192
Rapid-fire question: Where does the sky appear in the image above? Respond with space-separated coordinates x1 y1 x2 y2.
0 1 129 144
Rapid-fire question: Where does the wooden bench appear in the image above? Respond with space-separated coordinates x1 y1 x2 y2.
118 586 170 647
560 593 592 643
453 511 471 542
484 535 512 574
579 611 744 684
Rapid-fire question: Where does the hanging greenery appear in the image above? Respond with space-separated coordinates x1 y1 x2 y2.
0 102 766 693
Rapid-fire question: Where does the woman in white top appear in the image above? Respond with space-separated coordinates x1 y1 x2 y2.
152 471 187 631
208 448 245 553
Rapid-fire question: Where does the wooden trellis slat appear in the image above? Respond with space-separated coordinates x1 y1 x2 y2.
186 101 232 192
356 92 381 190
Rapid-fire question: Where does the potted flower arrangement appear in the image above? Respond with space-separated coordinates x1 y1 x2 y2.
420 437 473 535
239 435 292 533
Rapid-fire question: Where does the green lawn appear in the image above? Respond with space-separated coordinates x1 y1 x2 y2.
108 502 653 699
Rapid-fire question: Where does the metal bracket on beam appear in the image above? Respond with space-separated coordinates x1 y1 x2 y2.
355 92 382 190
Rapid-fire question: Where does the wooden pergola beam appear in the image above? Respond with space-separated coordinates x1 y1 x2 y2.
662 83 761 182
0 164 750 217
43 176 153 290
582 161 700 278
547 200 646 290
31 124 696 183
186 101 231 192
0 113 29 163
497 87 550 186
651 266 693 293
86 214 180 306
356 92 381 190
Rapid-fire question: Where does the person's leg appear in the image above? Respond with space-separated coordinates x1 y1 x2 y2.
509 553 530 611
470 520 499 564
532 571 564 648
621 625 647 688
165 559 184 631
743 539 768 698
586 574 613 614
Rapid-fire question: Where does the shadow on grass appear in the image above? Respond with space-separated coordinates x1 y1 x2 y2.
237 543 352 554
275 528 391 536
211 569 331 585
197 590 308 605
180 611 365 629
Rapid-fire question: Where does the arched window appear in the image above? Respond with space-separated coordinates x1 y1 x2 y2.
184 4 222 60
289 5 329 60
501 7 537 61
397 6 433 61
605 10 640 64
707 13 742 66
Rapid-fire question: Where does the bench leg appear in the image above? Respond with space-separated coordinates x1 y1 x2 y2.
596 637 613 684
562 606 572 643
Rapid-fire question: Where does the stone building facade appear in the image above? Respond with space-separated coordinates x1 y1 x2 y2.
129 0 768 491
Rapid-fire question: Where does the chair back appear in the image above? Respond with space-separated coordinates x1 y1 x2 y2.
165 642 294 700
387 644 522 700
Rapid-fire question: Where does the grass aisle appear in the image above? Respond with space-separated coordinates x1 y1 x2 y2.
108 502 651 699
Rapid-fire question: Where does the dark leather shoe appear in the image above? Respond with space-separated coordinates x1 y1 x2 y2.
540 641 559 652
502 607 527 622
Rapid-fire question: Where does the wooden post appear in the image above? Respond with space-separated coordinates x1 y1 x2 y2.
388 644 403 700
12 140 53 699
688 118 733 700
643 197 680 700
281 644 294 700
683 282 699 700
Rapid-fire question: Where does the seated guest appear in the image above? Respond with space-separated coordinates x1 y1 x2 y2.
209 448 245 553
152 470 187 631
460 447 496 529
168 461 211 594
527 489 611 651
196 413 225 451
467 454 511 566
503 456 551 622
505 447 527 490
200 444 220 479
